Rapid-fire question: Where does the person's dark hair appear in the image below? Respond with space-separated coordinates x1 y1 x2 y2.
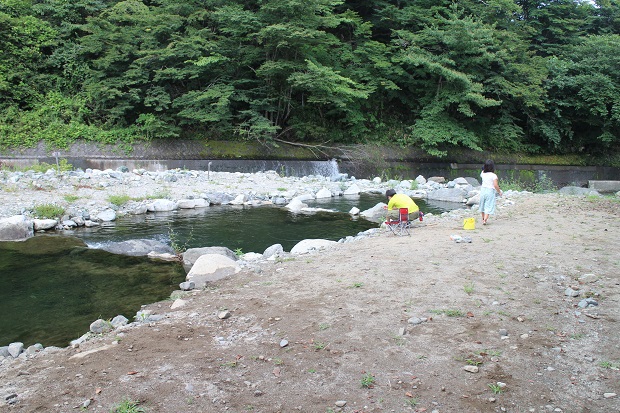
483 159 495 173
385 189 396 198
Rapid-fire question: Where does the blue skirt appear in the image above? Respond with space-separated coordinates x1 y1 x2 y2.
479 187 497 214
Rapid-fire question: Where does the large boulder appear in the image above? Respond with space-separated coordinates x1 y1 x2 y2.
98 239 175 257
95 209 117 222
147 199 177 212
0 215 34 241
343 183 361 195
290 239 338 254
186 254 241 288
182 246 237 272
360 203 387 222
285 197 308 212
315 187 332 199
33 219 58 231
427 187 468 203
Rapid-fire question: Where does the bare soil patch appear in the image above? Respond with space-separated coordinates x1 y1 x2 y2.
1 193 619 413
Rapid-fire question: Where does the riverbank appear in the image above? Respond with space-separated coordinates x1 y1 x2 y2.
0 171 619 412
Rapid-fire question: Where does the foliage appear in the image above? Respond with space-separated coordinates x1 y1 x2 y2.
501 171 557 193
108 194 131 206
110 398 145 413
0 0 618 157
360 372 375 388
33 203 65 219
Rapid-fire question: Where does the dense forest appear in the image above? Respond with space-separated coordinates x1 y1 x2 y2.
1 0 619 157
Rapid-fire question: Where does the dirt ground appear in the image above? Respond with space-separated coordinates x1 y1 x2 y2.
1 193 619 413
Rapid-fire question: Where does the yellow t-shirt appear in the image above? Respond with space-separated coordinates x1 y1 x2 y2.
387 193 419 213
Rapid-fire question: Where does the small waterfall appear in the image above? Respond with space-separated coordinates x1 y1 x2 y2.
309 159 341 180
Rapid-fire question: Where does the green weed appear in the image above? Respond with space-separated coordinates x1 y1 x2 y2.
488 383 503 394
405 397 419 407
361 373 376 388
598 360 620 370
110 398 145 413
33 203 65 219
313 341 327 350
168 224 193 253
108 194 132 206
430 309 464 317
63 194 79 202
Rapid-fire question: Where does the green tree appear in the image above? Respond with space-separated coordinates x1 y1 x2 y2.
536 34 620 152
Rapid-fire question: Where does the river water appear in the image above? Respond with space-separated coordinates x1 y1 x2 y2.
0 193 457 348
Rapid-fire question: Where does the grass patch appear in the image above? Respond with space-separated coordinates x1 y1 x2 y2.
63 194 79 202
313 341 327 350
463 282 475 295
405 397 419 407
598 360 620 370
429 309 465 317
488 383 503 394
146 189 171 199
108 194 132 206
33 203 65 219
110 398 145 413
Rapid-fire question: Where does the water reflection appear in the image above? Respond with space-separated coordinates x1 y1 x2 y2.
0 236 186 348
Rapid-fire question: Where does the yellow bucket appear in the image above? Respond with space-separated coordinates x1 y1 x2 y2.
463 218 476 230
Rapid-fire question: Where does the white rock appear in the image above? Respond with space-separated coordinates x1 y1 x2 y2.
186 254 241 288
33 218 58 230
285 198 308 212
343 183 360 195
315 187 332 199
290 239 337 254
147 199 177 212
96 209 117 222
177 199 196 209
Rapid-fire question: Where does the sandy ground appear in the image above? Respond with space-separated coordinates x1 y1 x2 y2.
1 192 619 413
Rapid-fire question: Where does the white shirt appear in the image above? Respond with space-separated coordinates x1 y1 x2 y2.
480 171 498 189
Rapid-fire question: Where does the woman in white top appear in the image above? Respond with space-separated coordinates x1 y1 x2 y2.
479 159 503 225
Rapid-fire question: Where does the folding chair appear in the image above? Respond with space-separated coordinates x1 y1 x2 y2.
385 207 411 236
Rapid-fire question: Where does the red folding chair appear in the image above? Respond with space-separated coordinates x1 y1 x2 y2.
385 207 411 236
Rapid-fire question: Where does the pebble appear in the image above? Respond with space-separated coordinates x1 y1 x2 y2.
603 393 617 398
463 366 479 373
279 339 288 348
218 310 231 320
564 288 580 297
335 400 347 407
